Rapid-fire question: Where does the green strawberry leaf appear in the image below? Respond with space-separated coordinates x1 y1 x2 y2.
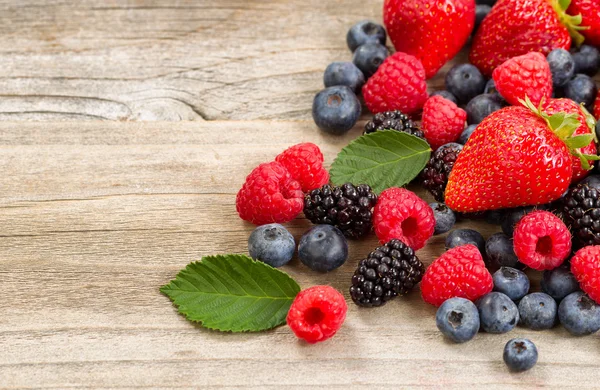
160 254 301 332
329 130 431 194
565 134 595 149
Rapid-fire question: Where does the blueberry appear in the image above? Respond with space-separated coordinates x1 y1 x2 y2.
248 224 295 267
580 175 600 192
346 20 386 52
312 86 361 135
558 291 600 336
466 94 503 125
430 90 458 105
572 45 600 76
323 62 365 93
298 225 348 272
445 228 485 253
436 298 480 343
352 42 389 78
541 266 581 301
457 124 477 145
474 5 491 34
476 292 519 333
483 79 497 95
484 209 505 225
518 292 557 330
445 64 487 104
501 206 543 237
503 338 538 372
486 233 520 268
430 202 456 235
547 49 576 88
493 267 530 301
564 74 598 109
476 0 496 5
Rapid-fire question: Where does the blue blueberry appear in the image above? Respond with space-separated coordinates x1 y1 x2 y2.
352 42 389 78
503 338 538 372
501 206 544 237
458 124 477 145
518 292 557 330
346 20 386 52
324 62 365 93
474 5 491 34
564 74 597 109
445 228 485 254
248 224 295 267
493 267 530 301
430 90 458 105
484 209 505 225
312 86 361 135
579 175 600 191
445 64 487 104
558 291 600 336
547 48 576 88
541 266 580 301
298 225 348 272
486 233 520 268
466 93 503 125
476 292 519 333
572 45 600 76
483 79 497 95
430 202 456 235
436 298 480 343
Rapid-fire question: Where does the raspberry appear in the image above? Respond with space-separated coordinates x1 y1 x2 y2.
421 96 467 150
571 246 600 305
364 110 425 139
373 187 435 250
236 162 304 225
362 52 428 116
286 285 348 343
492 52 553 107
513 211 571 271
275 143 329 192
421 244 493 307
420 143 462 202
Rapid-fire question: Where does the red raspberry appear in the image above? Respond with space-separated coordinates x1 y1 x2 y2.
513 211 571 271
362 52 428 116
373 187 434 250
421 244 493 307
275 143 329 192
421 95 467 150
286 285 347 344
236 161 304 225
543 98 597 182
571 246 600 304
492 52 552 107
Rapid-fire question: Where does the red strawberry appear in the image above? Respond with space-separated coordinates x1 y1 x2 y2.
568 0 600 47
362 52 428 115
492 52 553 107
383 0 475 79
421 96 467 150
595 91 600 120
543 98 597 182
445 99 598 212
470 0 585 77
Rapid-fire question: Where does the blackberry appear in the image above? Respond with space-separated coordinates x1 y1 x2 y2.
350 239 425 307
303 183 377 239
420 142 463 202
364 110 424 139
562 184 600 248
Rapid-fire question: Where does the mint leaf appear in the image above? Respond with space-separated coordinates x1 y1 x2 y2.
329 130 431 194
160 254 301 332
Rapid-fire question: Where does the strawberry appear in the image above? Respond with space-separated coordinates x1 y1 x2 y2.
595 91 600 120
445 98 599 212
470 0 586 77
543 98 598 182
383 0 475 79
568 0 600 47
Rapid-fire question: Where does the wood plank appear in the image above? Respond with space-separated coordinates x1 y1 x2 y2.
1 121 600 388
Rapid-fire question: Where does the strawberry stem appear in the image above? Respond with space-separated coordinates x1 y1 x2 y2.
550 0 588 47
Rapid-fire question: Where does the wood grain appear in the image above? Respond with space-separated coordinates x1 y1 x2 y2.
2 121 600 389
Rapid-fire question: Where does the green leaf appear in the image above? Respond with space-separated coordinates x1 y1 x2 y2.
160 254 301 332
565 134 595 149
329 131 431 194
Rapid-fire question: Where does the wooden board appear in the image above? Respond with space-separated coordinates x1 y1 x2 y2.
2 121 600 389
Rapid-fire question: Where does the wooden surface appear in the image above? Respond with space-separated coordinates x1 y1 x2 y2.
1 0 600 389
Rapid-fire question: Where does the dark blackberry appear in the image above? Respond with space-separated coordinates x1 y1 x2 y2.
350 239 425 307
562 184 600 248
364 110 425 139
420 142 463 202
303 183 377 239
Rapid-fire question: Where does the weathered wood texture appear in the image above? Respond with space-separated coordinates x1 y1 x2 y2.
1 121 600 389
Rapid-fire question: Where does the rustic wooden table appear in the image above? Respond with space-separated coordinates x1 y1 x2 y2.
2 1 600 389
